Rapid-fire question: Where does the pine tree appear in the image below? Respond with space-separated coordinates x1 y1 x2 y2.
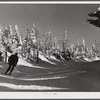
22 22 40 63
0 25 4 51
91 40 100 57
33 23 40 63
52 37 58 53
61 31 70 55
41 31 53 58
59 31 71 60
2 26 11 62
87 7 100 28
87 7 100 58
1 24 23 62
13 25 23 53
0 25 5 61
22 28 31 61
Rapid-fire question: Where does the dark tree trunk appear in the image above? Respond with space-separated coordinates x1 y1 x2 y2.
5 47 7 63
36 48 39 64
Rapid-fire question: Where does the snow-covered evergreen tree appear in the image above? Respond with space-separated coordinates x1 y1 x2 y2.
52 37 60 54
87 7 100 28
91 40 100 58
11 24 23 53
72 38 88 60
2 25 11 62
22 22 40 63
60 31 70 53
40 31 53 58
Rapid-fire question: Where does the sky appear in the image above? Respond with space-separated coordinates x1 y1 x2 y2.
0 4 99 48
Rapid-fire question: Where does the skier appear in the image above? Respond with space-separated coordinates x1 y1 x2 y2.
5 53 19 75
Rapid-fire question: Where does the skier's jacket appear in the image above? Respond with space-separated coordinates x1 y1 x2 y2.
8 54 18 66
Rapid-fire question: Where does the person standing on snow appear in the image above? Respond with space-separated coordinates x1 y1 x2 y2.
5 53 19 75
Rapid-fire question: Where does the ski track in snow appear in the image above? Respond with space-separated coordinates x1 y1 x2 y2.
26 70 87 78
27 70 73 77
0 53 87 91
0 74 67 81
0 70 86 81
0 82 69 90
0 71 86 90
68 71 87 75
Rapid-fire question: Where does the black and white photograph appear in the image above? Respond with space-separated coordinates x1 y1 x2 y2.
0 2 100 96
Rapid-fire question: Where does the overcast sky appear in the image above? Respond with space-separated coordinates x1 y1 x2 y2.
0 4 99 48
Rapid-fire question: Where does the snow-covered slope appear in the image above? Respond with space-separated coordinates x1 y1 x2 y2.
7 52 56 69
50 55 60 62
0 52 69 91
0 82 67 90
39 54 56 65
83 56 100 62
17 58 45 69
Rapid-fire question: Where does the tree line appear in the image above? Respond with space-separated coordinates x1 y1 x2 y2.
0 8 100 63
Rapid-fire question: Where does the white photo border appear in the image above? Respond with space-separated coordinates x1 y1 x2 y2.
0 1 100 99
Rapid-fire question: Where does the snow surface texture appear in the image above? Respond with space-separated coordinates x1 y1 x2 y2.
0 70 86 90
0 82 68 90
50 55 60 62
0 52 69 90
17 58 45 69
83 56 100 62
0 52 97 91
7 52 56 69
39 54 56 65
0 74 67 81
